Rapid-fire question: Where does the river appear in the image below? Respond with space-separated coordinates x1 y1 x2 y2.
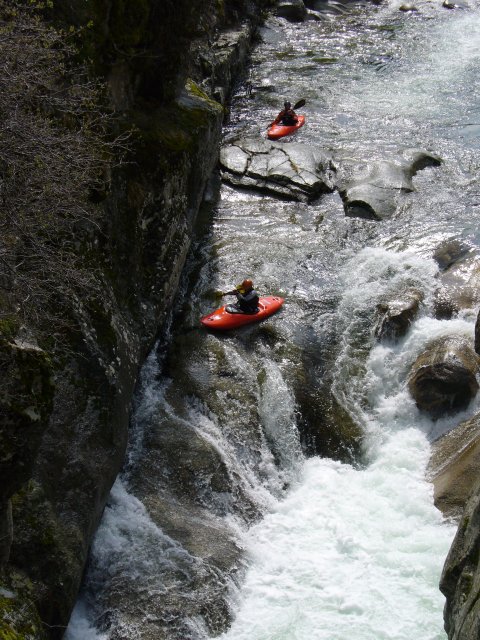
66 1 480 638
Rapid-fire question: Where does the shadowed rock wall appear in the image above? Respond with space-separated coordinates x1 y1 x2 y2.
0 1 271 637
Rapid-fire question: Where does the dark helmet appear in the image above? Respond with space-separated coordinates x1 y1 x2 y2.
241 278 253 291
284 101 291 109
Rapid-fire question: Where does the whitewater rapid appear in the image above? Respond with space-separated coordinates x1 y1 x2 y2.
216 248 460 640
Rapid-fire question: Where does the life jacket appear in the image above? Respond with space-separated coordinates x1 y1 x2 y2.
278 108 297 126
237 288 259 313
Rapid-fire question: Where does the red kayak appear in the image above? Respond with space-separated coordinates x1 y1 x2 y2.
267 115 305 140
200 296 284 331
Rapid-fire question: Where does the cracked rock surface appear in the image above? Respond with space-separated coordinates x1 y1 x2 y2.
220 138 335 201
220 139 441 217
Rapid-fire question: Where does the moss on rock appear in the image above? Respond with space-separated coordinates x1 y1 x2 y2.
0 569 47 640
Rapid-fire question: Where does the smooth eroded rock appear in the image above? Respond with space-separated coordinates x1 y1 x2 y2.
375 289 423 341
434 252 480 319
428 412 480 520
408 336 479 419
275 0 308 21
220 138 335 201
337 149 441 220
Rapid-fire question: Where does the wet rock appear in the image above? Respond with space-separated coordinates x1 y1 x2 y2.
82 327 285 639
275 0 308 21
434 252 480 319
375 289 423 341
0 500 12 565
408 336 479 419
475 311 480 355
296 388 364 463
442 0 456 8
336 149 442 220
253 79 276 93
433 239 471 271
399 3 418 10
440 479 480 640
220 138 335 201
306 9 323 20
428 412 480 520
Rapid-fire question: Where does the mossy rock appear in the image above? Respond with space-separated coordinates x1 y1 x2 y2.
0 339 54 503
0 569 47 640
9 481 83 630
130 80 222 167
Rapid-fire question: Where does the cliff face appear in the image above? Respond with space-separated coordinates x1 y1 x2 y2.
0 1 270 637
440 480 480 640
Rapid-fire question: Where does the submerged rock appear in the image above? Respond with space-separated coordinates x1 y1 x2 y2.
220 138 335 201
408 336 479 419
428 412 480 520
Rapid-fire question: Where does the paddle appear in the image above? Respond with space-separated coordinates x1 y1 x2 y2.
267 98 306 128
293 98 306 110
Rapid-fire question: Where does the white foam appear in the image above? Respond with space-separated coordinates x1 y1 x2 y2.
219 430 455 640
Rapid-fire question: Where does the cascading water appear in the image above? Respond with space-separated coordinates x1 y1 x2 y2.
66 2 480 638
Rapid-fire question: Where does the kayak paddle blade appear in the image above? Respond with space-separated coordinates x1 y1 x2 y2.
293 98 306 110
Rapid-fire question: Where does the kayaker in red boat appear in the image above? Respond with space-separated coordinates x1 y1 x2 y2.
270 101 298 127
222 279 259 314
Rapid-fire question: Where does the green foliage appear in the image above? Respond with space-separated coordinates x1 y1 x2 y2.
0 575 46 640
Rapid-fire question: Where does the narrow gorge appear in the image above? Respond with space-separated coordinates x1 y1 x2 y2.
1 0 480 639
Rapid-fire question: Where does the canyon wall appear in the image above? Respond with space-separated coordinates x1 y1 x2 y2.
0 1 271 637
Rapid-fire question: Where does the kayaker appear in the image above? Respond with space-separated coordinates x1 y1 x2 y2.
223 279 259 314
271 101 298 127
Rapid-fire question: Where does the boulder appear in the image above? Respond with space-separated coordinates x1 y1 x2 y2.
220 143 441 215
475 310 480 355
434 252 480 319
408 336 479 419
336 149 441 220
427 412 480 520
220 138 335 201
433 239 470 271
275 0 308 21
440 479 480 640
375 289 423 341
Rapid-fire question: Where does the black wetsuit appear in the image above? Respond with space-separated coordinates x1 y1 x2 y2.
275 108 298 126
235 288 259 313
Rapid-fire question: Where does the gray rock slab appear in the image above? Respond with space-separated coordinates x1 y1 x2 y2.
337 149 442 219
220 137 334 202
